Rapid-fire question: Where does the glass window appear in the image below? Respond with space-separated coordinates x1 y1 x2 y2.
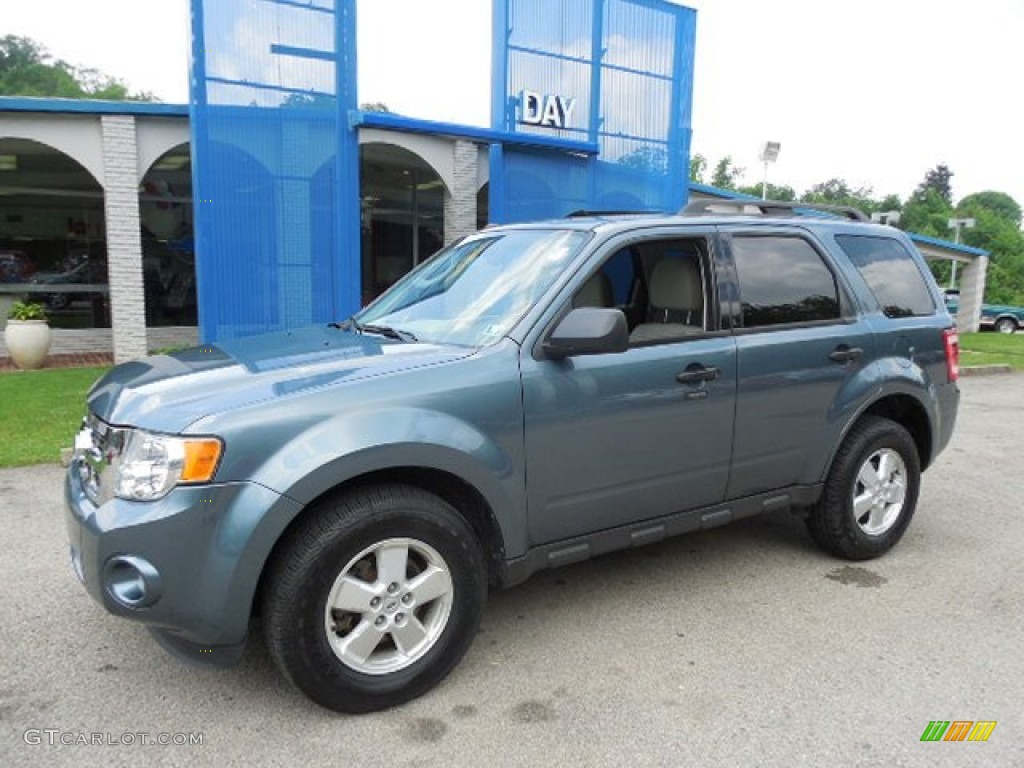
626 239 708 344
731 236 840 328
357 229 589 347
360 144 445 304
835 235 936 318
141 143 196 327
0 137 110 330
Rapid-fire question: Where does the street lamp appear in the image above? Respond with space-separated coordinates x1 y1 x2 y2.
947 217 975 289
759 141 781 199
871 211 901 226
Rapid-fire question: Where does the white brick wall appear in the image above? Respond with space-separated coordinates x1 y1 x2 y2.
957 256 989 333
101 115 148 363
444 139 480 245
0 327 199 358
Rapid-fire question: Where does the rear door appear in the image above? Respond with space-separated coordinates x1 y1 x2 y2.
718 226 876 499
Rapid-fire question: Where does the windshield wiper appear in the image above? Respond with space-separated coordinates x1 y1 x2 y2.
360 324 418 342
329 316 417 342
330 316 363 332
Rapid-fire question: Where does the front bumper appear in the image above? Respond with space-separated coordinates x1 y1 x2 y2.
65 457 302 665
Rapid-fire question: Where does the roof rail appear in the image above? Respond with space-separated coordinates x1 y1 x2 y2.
566 209 657 218
681 199 869 222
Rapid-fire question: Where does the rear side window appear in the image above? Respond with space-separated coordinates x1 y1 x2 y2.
731 235 841 328
835 235 936 318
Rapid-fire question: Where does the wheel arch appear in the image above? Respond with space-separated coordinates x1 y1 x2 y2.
832 393 934 476
994 314 1020 330
254 465 508 617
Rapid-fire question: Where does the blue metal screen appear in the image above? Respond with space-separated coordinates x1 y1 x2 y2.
492 0 695 222
190 0 695 339
190 0 360 342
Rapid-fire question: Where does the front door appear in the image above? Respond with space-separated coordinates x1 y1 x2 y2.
520 232 737 545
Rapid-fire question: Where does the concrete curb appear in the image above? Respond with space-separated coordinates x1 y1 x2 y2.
960 364 1014 376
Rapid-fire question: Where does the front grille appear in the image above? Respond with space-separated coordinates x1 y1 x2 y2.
74 413 114 505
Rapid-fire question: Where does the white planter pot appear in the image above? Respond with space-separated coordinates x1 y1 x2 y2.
4 319 52 370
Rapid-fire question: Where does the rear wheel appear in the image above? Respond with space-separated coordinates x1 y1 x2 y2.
261 484 487 713
994 317 1017 334
807 416 920 560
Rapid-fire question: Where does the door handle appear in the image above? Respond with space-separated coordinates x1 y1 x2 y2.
676 365 719 384
828 345 863 363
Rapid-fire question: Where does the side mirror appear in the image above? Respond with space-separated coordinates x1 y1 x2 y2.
543 307 629 359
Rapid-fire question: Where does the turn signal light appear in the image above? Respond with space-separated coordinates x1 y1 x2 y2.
181 439 223 483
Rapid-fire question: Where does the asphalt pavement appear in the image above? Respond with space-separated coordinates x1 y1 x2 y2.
1 374 1022 768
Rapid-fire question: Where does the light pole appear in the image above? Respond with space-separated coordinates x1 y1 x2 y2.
759 141 781 199
871 211 901 226
947 217 975 289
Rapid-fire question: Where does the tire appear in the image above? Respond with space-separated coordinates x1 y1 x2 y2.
994 317 1017 334
261 484 487 713
806 416 921 560
46 293 69 310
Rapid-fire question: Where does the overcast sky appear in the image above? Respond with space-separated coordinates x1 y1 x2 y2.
6 0 1023 211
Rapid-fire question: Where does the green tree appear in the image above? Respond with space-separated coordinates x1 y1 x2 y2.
736 182 796 201
957 191 1021 228
899 188 952 238
711 156 744 190
955 191 1024 305
876 193 903 213
912 164 954 205
801 178 878 211
0 35 152 100
689 153 707 184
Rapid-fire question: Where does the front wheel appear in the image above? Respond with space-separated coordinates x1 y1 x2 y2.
807 416 921 560
994 317 1017 334
261 484 487 713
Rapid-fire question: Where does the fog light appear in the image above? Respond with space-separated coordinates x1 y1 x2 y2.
103 555 162 608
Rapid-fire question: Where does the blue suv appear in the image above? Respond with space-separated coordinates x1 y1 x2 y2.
65 200 960 712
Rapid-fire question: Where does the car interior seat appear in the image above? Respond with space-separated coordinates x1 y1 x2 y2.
629 256 703 343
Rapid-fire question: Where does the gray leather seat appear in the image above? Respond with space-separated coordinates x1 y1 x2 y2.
629 257 703 343
573 272 614 309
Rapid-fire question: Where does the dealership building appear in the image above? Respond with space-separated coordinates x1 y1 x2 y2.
0 0 990 362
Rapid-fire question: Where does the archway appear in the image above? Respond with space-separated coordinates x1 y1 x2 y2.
139 142 196 326
477 182 489 230
0 137 109 328
359 143 447 303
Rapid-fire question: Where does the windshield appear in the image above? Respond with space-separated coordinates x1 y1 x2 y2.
355 228 590 346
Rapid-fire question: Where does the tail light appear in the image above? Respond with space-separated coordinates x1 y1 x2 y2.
942 328 959 382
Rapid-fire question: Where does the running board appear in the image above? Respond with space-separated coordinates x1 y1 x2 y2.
499 485 821 587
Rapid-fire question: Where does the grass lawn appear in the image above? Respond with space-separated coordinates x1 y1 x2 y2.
0 367 109 467
959 332 1024 371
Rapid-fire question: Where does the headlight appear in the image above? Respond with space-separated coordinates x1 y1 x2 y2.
113 429 222 501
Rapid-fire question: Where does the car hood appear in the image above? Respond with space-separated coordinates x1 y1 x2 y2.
87 326 474 433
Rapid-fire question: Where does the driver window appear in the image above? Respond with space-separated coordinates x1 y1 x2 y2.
570 239 709 345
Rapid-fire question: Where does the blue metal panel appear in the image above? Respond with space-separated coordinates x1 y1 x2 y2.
491 0 696 222
190 0 359 342
356 111 598 154
0 96 189 116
